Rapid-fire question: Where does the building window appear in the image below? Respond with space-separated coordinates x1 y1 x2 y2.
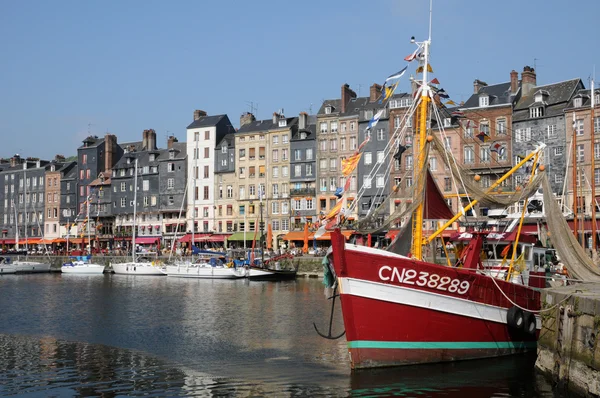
377 151 385 164
577 144 585 162
464 146 474 164
364 152 372 165
574 98 582 108
294 149 302 160
530 106 544 118
363 176 372 189
480 146 490 163
306 164 313 176
142 180 149 191
120 197 126 207
167 178 174 189
203 186 209 200
554 147 563 156
406 155 413 170
204 147 210 158
444 177 452 191
376 129 385 141
329 158 337 171
320 122 328 133
595 117 600 134
429 156 437 170
331 121 338 133
546 125 557 139
204 165 209 178
376 175 384 188
575 119 584 136
496 118 507 135
479 96 489 107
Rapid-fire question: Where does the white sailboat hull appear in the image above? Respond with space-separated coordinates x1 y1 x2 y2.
166 264 247 279
112 262 166 275
61 263 105 274
5 261 51 273
0 266 17 274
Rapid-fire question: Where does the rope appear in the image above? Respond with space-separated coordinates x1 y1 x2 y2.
486 272 573 314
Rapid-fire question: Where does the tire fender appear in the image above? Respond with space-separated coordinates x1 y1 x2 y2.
506 306 524 330
522 311 537 336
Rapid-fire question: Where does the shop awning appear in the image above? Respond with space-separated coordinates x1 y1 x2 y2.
178 234 211 243
23 238 41 244
0 239 16 244
205 234 230 242
309 230 354 241
282 231 308 241
566 220 598 233
68 238 85 244
53 238 67 244
37 239 55 245
226 232 264 241
135 237 160 244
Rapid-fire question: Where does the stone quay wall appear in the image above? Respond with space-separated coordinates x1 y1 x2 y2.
536 284 600 397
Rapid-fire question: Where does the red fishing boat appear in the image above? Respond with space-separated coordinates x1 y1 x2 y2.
316 15 548 369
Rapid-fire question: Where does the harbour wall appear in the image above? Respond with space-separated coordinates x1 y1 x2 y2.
536 284 600 397
22 255 325 277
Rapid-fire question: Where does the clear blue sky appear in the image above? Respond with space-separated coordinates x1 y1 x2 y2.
1 0 598 159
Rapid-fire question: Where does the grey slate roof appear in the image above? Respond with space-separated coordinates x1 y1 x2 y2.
513 78 583 121
462 82 515 108
565 87 599 108
186 115 227 129
317 99 342 115
216 133 235 149
79 136 105 148
236 117 298 134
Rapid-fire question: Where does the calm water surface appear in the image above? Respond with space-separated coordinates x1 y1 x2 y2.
0 274 572 397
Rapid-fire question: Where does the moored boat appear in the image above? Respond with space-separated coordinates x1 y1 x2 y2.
61 256 105 274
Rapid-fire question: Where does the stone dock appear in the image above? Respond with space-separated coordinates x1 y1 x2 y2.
537 283 600 397
24 255 325 277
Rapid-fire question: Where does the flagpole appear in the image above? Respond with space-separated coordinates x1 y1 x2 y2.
572 112 579 242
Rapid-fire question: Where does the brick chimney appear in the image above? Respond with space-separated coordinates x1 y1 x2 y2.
473 79 488 94
240 112 256 127
341 83 357 113
147 129 157 151
521 66 537 97
10 154 21 168
370 83 382 102
272 112 279 124
167 135 178 149
193 110 207 121
55 154 65 162
104 134 116 173
510 70 519 94
142 129 148 150
299 112 308 130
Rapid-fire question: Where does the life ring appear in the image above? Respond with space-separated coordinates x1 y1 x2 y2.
506 306 524 330
522 311 537 336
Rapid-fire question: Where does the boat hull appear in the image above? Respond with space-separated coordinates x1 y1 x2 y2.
12 261 51 273
0 266 17 274
61 264 106 274
330 234 541 369
166 265 246 279
112 262 166 275
247 267 297 281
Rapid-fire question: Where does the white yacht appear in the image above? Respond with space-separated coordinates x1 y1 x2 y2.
167 252 246 279
61 256 105 274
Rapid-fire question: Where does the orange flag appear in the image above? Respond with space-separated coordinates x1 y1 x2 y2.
302 222 309 254
342 153 362 176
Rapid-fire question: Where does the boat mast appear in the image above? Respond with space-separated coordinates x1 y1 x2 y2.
87 192 91 255
411 3 432 260
572 112 579 241
24 169 28 253
132 158 138 263
192 138 198 255
591 77 597 257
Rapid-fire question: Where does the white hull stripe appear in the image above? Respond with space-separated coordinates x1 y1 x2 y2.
340 277 541 329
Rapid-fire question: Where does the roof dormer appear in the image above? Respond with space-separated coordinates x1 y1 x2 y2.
479 94 489 107
533 89 549 104
325 105 333 114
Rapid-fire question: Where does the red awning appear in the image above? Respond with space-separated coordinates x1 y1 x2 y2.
178 234 212 243
135 237 159 244
567 220 599 232
206 234 230 242
1 239 16 244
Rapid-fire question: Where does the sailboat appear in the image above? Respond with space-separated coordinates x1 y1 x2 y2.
7 186 51 273
61 192 105 274
316 18 560 369
246 189 298 281
112 158 166 275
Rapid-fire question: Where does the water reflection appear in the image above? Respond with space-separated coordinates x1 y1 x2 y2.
0 275 575 397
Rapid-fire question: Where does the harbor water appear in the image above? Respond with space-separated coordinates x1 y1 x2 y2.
0 274 575 397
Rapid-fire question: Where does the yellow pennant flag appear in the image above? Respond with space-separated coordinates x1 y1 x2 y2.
384 82 399 101
416 64 434 73
325 200 343 220
341 153 362 176
445 100 456 106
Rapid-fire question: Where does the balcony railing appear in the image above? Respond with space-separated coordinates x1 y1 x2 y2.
290 188 316 196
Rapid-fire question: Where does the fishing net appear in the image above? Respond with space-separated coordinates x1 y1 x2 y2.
541 175 600 282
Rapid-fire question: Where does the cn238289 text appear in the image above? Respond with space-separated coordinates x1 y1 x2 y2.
379 266 470 295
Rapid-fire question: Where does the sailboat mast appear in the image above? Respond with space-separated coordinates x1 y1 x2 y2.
573 112 579 241
87 194 91 254
132 158 138 263
591 78 597 256
24 169 28 252
411 38 431 260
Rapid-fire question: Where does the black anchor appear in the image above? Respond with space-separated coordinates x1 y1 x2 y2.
313 285 345 340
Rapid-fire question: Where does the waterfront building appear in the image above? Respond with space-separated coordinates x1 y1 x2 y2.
563 85 600 248
0 155 49 245
44 156 77 241
512 68 582 196
234 112 297 249
457 72 517 214
214 132 236 243
289 112 317 233
316 84 359 222
111 129 163 252
186 110 235 235
160 136 187 250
